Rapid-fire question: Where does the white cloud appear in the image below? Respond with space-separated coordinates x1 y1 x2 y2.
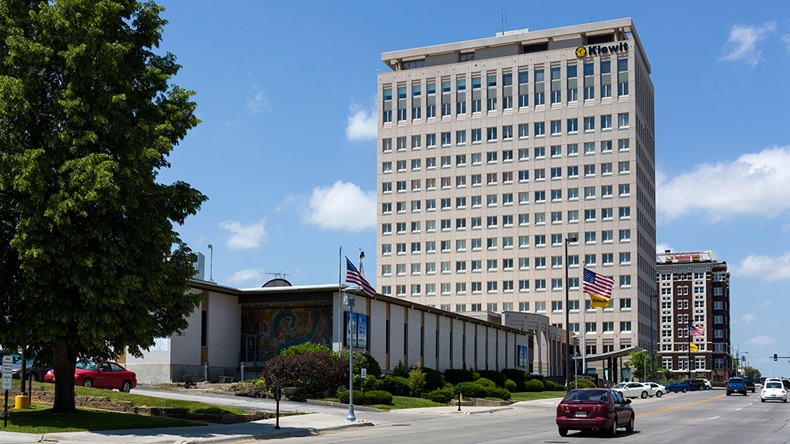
741 314 757 326
746 335 774 346
719 22 776 66
227 268 264 285
303 181 376 231
246 84 269 113
655 242 673 254
219 220 267 250
657 146 790 221
345 99 377 141
734 252 790 281
782 34 790 52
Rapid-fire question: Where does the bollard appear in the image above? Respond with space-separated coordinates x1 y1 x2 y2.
240 362 245 382
15 395 30 410
203 361 208 382
457 383 462 412
274 384 282 430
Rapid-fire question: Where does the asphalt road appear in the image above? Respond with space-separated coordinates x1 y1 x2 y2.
279 389 790 444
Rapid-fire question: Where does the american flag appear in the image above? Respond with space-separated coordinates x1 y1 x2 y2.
346 256 376 298
582 268 615 299
688 324 704 336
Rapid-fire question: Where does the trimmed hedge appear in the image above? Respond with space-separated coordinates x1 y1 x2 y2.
444 368 475 385
382 375 411 396
570 378 597 389
459 381 487 398
338 389 393 405
420 366 446 391
475 377 496 388
426 387 456 404
476 370 506 387
458 381 512 400
524 379 545 392
502 369 528 391
504 379 517 392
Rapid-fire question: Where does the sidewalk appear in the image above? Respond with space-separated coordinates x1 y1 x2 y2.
0 412 371 444
0 405 518 444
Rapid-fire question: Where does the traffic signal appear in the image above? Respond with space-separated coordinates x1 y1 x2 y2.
775 354 778 361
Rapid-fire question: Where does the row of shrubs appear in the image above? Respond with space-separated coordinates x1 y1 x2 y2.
260 342 566 405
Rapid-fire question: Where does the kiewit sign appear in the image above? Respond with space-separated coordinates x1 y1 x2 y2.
576 42 629 58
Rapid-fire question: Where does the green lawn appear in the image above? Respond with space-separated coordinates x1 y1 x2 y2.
2 383 251 434
371 395 446 411
509 390 566 402
71 385 247 414
2 402 200 433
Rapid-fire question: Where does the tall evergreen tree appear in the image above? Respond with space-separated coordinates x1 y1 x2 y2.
0 0 206 412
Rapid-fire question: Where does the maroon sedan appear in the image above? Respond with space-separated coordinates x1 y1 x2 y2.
44 360 137 392
556 387 635 437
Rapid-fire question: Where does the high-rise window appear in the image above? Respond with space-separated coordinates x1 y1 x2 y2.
534 69 545 105
617 59 629 96
567 64 578 102
518 71 529 107
471 77 481 112
600 60 611 98
583 63 594 100
550 66 561 104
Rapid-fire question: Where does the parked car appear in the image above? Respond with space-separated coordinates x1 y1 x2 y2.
697 378 712 390
663 381 690 393
556 388 635 437
44 360 136 392
760 380 787 403
11 358 52 381
726 377 748 396
643 382 666 397
684 379 705 391
612 382 652 399
743 376 756 393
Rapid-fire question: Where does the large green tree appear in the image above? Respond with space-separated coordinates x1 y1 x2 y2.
0 0 206 412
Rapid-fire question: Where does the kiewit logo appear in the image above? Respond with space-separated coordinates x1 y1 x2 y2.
576 42 629 58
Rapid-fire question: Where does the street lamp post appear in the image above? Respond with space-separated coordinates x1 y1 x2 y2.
573 335 579 389
564 236 576 388
650 294 656 381
345 291 356 422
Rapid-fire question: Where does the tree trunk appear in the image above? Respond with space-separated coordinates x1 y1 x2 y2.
51 340 77 413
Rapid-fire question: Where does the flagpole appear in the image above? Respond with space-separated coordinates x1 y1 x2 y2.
581 287 586 376
688 325 692 379
338 246 343 353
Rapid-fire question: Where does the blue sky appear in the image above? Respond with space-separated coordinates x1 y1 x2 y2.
154 1 790 377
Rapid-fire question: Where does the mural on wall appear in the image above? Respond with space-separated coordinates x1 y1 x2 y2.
244 307 333 361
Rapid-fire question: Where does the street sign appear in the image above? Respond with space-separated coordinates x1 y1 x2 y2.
1 355 12 390
361 368 367 378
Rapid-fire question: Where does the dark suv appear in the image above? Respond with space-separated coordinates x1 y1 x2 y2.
727 377 748 396
743 377 756 393
684 379 705 391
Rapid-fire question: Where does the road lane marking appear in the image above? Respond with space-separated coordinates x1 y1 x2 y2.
637 393 726 417
710 416 720 420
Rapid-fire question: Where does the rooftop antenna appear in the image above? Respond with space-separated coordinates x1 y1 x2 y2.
265 271 292 280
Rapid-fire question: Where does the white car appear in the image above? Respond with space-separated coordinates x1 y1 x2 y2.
698 379 712 390
613 382 652 399
760 379 787 403
643 382 665 397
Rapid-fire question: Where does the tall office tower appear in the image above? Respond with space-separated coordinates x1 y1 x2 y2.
377 18 656 374
656 251 732 383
